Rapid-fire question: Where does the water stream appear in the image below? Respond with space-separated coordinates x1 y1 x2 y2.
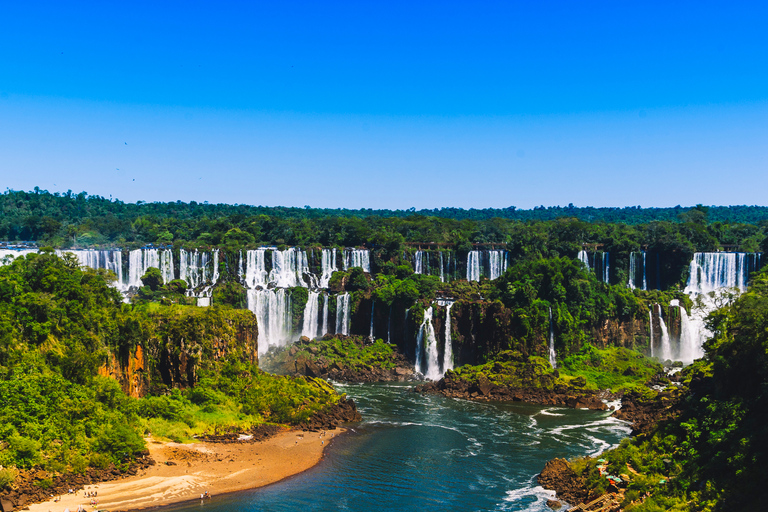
165 382 630 512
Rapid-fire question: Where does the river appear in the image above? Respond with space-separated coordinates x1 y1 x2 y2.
166 382 629 512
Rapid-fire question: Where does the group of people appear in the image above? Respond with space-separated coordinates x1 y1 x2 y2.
54 488 100 512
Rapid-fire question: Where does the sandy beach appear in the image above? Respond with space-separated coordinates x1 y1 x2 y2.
27 428 344 512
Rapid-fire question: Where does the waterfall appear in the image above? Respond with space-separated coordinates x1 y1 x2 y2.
488 250 508 280
467 250 481 281
0 248 38 265
301 291 321 339
319 248 338 288
335 293 351 335
602 252 610 283
244 249 269 288
658 305 672 361
628 251 646 290
679 252 761 364
414 251 425 274
404 308 410 346
578 250 590 270
686 252 752 294
678 306 697 363
416 307 441 380
56 249 124 288
370 300 375 340
321 293 329 337
270 247 309 288
443 303 455 373
247 288 292 355
648 308 654 358
344 249 370 272
387 304 392 343
179 249 219 295
439 251 455 282
548 307 557 369
127 248 174 288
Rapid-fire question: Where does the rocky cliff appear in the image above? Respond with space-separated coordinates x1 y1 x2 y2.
99 306 258 397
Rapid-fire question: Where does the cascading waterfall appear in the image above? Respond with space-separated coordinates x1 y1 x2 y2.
369 300 375 340
244 249 269 288
443 302 454 373
677 305 697 363
548 307 557 369
301 291 321 339
127 248 174 288
679 252 762 364
344 249 370 272
642 252 647 290
336 293 351 335
248 288 292 355
648 308 654 358
321 293 329 337
270 247 310 288
0 248 38 264
414 251 426 274
56 249 124 288
628 251 647 290
658 305 672 361
416 307 441 380
602 252 610 283
320 248 338 288
179 249 220 296
488 250 508 280
466 250 482 281
441 251 457 282
578 250 590 270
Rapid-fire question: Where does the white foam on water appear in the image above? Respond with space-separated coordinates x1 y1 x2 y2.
537 408 564 417
501 484 560 512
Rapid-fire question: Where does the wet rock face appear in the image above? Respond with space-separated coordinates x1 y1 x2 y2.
416 376 610 411
537 458 590 506
300 398 362 431
612 388 682 435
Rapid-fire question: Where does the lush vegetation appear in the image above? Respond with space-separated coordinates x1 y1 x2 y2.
263 336 401 376
569 267 768 510
447 346 662 394
0 252 343 480
3 190 766 259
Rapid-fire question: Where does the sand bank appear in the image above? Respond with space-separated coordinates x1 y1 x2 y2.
27 428 343 512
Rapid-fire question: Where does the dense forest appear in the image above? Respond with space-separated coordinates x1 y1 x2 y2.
0 252 345 485
2 188 767 511
2 189 768 253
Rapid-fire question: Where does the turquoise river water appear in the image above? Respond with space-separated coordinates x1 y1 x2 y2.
166 382 629 512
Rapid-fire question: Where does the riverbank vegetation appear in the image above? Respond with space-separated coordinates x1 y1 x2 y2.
559 268 768 510
0 252 344 479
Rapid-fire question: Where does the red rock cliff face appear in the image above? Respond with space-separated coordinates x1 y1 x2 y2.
99 308 259 397
99 344 149 398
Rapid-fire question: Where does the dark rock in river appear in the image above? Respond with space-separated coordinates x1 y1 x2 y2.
537 458 591 505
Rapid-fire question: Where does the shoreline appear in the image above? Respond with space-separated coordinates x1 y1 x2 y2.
26 428 345 512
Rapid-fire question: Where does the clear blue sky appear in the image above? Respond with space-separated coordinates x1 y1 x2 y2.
1 1 767 209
